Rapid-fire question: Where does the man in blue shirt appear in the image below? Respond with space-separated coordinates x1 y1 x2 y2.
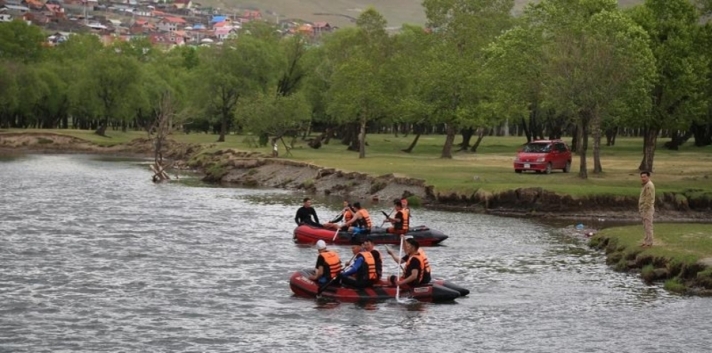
340 238 378 288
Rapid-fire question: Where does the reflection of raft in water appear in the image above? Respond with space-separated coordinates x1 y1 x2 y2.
289 269 469 303
292 225 449 246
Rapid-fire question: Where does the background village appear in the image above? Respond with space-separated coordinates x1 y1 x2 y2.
0 0 337 47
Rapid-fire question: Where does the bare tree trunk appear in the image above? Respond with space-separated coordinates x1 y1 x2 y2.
402 123 421 153
440 125 456 159
469 128 486 153
217 110 227 142
638 126 659 172
358 119 366 159
592 112 602 174
577 112 590 179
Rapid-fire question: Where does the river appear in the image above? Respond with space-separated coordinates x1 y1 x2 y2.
0 154 709 353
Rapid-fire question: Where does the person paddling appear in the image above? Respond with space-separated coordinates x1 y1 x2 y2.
308 240 343 286
343 202 372 235
385 199 409 235
362 237 382 282
339 237 378 289
323 200 355 231
387 238 431 286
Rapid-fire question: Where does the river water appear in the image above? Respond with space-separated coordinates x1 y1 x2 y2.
0 154 709 353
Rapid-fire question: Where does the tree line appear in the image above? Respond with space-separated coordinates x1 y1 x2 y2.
0 0 711 178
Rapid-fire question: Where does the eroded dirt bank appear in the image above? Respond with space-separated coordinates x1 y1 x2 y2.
2 132 711 222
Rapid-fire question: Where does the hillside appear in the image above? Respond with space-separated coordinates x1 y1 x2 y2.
202 0 644 28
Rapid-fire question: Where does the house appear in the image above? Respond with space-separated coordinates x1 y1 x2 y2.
156 16 185 32
173 0 190 10
0 12 12 22
213 26 236 41
312 22 332 35
148 32 184 49
2 4 31 15
22 0 42 10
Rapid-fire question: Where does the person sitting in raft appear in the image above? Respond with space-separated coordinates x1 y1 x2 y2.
294 197 322 228
342 202 372 235
387 238 432 287
308 240 343 286
339 237 378 289
385 200 409 235
362 237 382 282
323 200 355 231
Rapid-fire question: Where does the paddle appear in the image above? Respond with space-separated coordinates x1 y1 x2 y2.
395 235 405 302
380 210 393 228
331 226 340 242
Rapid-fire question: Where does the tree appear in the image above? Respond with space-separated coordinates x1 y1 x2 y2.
325 8 394 158
192 36 281 142
235 92 311 154
421 0 515 158
491 0 656 178
0 20 46 62
630 0 709 171
0 61 19 128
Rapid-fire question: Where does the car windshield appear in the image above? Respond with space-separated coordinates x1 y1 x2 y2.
522 143 551 153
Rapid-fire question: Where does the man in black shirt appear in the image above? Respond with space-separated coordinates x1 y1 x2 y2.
295 198 322 227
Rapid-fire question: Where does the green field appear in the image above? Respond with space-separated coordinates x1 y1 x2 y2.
7 129 711 198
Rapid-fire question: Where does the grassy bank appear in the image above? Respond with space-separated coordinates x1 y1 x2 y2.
3 129 712 199
590 224 712 295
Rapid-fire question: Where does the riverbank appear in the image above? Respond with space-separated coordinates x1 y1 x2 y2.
3 130 712 296
588 224 712 296
2 130 711 223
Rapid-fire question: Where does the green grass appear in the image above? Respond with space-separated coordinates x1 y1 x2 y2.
596 224 712 263
4 129 712 197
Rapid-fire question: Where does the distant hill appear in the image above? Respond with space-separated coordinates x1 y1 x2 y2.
200 0 644 28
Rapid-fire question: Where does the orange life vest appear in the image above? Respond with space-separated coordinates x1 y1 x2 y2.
356 209 372 229
400 209 409 232
418 248 431 275
405 252 427 285
358 251 378 281
344 209 354 223
320 250 343 279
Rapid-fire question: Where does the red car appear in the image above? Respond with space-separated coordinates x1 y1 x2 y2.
513 140 572 174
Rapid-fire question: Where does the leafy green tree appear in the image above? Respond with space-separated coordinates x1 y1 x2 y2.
630 0 709 170
0 20 46 62
235 92 311 152
325 8 393 158
421 0 515 158
0 61 19 128
192 35 282 142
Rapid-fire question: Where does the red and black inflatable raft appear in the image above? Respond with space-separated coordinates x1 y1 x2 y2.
292 225 449 246
289 269 469 303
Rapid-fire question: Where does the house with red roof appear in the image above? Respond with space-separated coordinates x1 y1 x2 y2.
157 16 186 32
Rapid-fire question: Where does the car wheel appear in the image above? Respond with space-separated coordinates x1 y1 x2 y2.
515 169 522 173
563 161 571 173
545 163 552 174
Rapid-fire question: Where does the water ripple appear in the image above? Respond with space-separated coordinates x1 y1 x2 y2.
0 155 710 353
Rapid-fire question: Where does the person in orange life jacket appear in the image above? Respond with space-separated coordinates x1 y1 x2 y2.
295 197 322 227
323 200 355 231
385 200 409 235
362 237 382 281
387 238 432 286
339 237 378 288
343 202 373 235
308 240 343 285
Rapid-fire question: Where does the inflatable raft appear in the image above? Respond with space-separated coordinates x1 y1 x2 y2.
289 269 469 303
293 225 448 246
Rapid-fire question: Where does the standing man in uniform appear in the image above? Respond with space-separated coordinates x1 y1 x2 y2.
639 171 655 247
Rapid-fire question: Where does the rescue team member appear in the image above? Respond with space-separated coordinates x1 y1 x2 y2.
339 238 378 288
343 202 372 235
362 237 382 281
385 200 409 235
308 240 343 285
323 200 355 231
295 198 322 227
387 238 432 286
